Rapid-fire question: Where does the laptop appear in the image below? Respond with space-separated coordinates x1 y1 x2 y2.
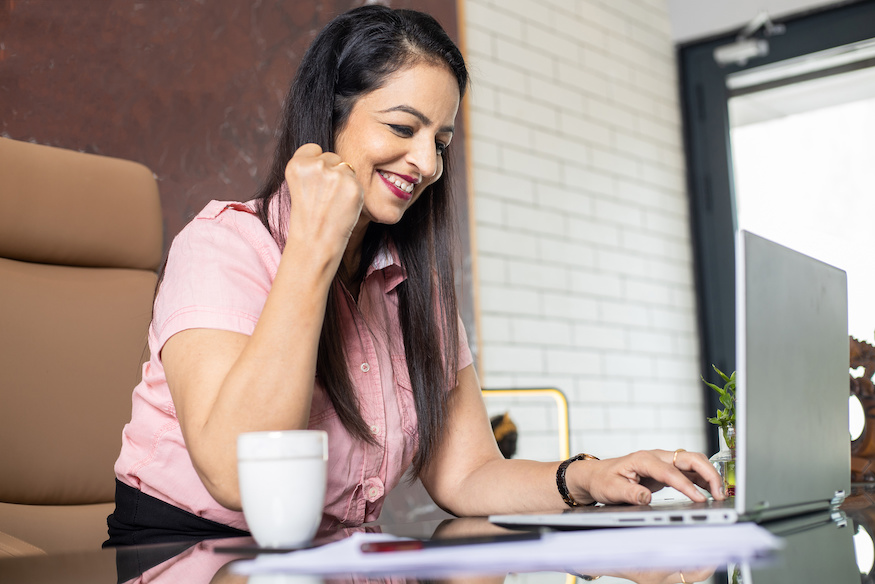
490 230 851 528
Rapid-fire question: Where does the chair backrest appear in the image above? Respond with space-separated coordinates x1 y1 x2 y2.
0 138 162 553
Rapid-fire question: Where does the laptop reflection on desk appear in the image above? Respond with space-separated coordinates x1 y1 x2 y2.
491 231 850 529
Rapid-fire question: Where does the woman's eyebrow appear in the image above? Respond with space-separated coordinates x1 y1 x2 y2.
381 105 455 134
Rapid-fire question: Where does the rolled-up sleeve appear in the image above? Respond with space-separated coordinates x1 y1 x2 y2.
153 201 280 351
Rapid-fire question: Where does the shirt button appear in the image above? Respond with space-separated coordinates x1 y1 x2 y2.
370 425 381 436
361 362 370 372
363 477 385 502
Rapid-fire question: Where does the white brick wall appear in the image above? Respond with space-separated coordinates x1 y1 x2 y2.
463 0 708 459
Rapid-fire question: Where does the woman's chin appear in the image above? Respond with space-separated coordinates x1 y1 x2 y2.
365 208 407 227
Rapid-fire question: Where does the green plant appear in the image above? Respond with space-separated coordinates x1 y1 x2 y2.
702 364 736 449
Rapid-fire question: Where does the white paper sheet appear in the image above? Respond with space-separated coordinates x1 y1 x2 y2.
231 524 782 577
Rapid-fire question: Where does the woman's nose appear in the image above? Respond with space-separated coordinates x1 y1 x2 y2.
408 137 438 178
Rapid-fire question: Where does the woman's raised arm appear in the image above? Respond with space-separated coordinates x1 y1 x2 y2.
162 144 362 510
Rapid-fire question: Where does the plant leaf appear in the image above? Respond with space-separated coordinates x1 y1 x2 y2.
713 364 731 383
701 378 724 394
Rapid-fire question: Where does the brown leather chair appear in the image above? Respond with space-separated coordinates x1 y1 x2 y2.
0 137 163 557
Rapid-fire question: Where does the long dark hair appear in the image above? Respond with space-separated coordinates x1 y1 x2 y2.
253 5 469 476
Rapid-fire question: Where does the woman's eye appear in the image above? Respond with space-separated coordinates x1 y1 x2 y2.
389 124 414 137
436 142 448 155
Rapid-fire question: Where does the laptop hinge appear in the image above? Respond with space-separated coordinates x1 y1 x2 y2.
831 490 847 507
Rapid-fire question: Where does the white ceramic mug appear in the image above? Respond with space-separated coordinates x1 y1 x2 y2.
237 430 328 548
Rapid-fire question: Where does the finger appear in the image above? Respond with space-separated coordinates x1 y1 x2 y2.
600 472 654 506
609 481 654 506
683 471 714 492
683 469 723 498
665 471 708 503
285 147 349 186
293 142 324 158
634 453 708 503
336 161 356 175
672 451 725 500
320 151 343 168
287 145 344 177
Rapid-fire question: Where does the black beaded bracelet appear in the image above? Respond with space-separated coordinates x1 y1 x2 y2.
556 453 600 507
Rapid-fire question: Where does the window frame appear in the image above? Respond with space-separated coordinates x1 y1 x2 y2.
678 0 875 453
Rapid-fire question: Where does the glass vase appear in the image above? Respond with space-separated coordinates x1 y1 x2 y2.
709 424 736 497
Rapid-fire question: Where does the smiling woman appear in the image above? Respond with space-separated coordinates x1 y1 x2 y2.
105 4 725 547
334 62 460 232
105 6 472 545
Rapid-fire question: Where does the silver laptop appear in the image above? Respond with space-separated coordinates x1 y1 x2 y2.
490 230 850 528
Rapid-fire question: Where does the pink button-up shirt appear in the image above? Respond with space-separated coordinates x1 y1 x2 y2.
114 200 472 530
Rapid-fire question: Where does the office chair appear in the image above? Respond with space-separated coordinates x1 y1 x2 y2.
0 137 163 556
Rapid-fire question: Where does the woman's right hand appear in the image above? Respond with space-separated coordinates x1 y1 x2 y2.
284 143 363 264
569 449 725 506
573 567 717 584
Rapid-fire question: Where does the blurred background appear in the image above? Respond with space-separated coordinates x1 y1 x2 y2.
3 0 872 460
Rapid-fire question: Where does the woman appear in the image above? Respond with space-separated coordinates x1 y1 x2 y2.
107 5 723 545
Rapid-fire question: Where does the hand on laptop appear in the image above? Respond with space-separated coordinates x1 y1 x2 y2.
570 449 726 506
580 566 716 584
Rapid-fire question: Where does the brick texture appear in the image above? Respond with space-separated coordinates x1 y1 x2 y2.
464 0 707 459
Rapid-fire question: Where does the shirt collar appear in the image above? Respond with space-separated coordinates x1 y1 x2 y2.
366 239 406 293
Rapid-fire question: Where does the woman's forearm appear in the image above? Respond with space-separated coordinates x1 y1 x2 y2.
419 365 724 517
165 240 341 509
434 457 572 517
208 241 338 428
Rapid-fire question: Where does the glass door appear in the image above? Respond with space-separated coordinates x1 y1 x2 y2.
678 2 875 453
728 41 875 344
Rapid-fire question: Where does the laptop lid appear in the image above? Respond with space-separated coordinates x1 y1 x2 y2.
735 230 849 521
489 231 850 528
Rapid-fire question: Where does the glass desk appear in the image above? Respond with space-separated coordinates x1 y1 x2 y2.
4 487 875 584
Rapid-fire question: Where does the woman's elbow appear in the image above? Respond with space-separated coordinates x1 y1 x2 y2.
214 484 243 511
192 462 243 511
422 478 468 517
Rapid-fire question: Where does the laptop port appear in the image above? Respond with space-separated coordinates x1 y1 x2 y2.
669 516 683 523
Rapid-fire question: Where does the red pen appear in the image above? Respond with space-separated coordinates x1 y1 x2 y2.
360 531 542 553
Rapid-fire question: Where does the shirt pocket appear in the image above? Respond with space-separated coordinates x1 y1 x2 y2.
391 355 418 438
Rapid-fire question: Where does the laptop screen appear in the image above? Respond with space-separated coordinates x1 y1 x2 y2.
735 230 850 517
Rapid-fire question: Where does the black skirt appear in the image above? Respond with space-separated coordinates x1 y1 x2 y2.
104 479 250 547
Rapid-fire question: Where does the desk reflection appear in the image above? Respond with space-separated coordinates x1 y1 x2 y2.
119 538 505 584
844 485 875 583
742 510 858 584
1 505 869 584
113 518 720 584
117 535 719 584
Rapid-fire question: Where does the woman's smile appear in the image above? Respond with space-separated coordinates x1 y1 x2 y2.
378 170 417 200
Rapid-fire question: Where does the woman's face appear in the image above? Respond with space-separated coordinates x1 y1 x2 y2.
334 61 461 228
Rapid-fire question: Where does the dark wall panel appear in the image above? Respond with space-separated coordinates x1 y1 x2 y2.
0 0 475 353
0 0 465 251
